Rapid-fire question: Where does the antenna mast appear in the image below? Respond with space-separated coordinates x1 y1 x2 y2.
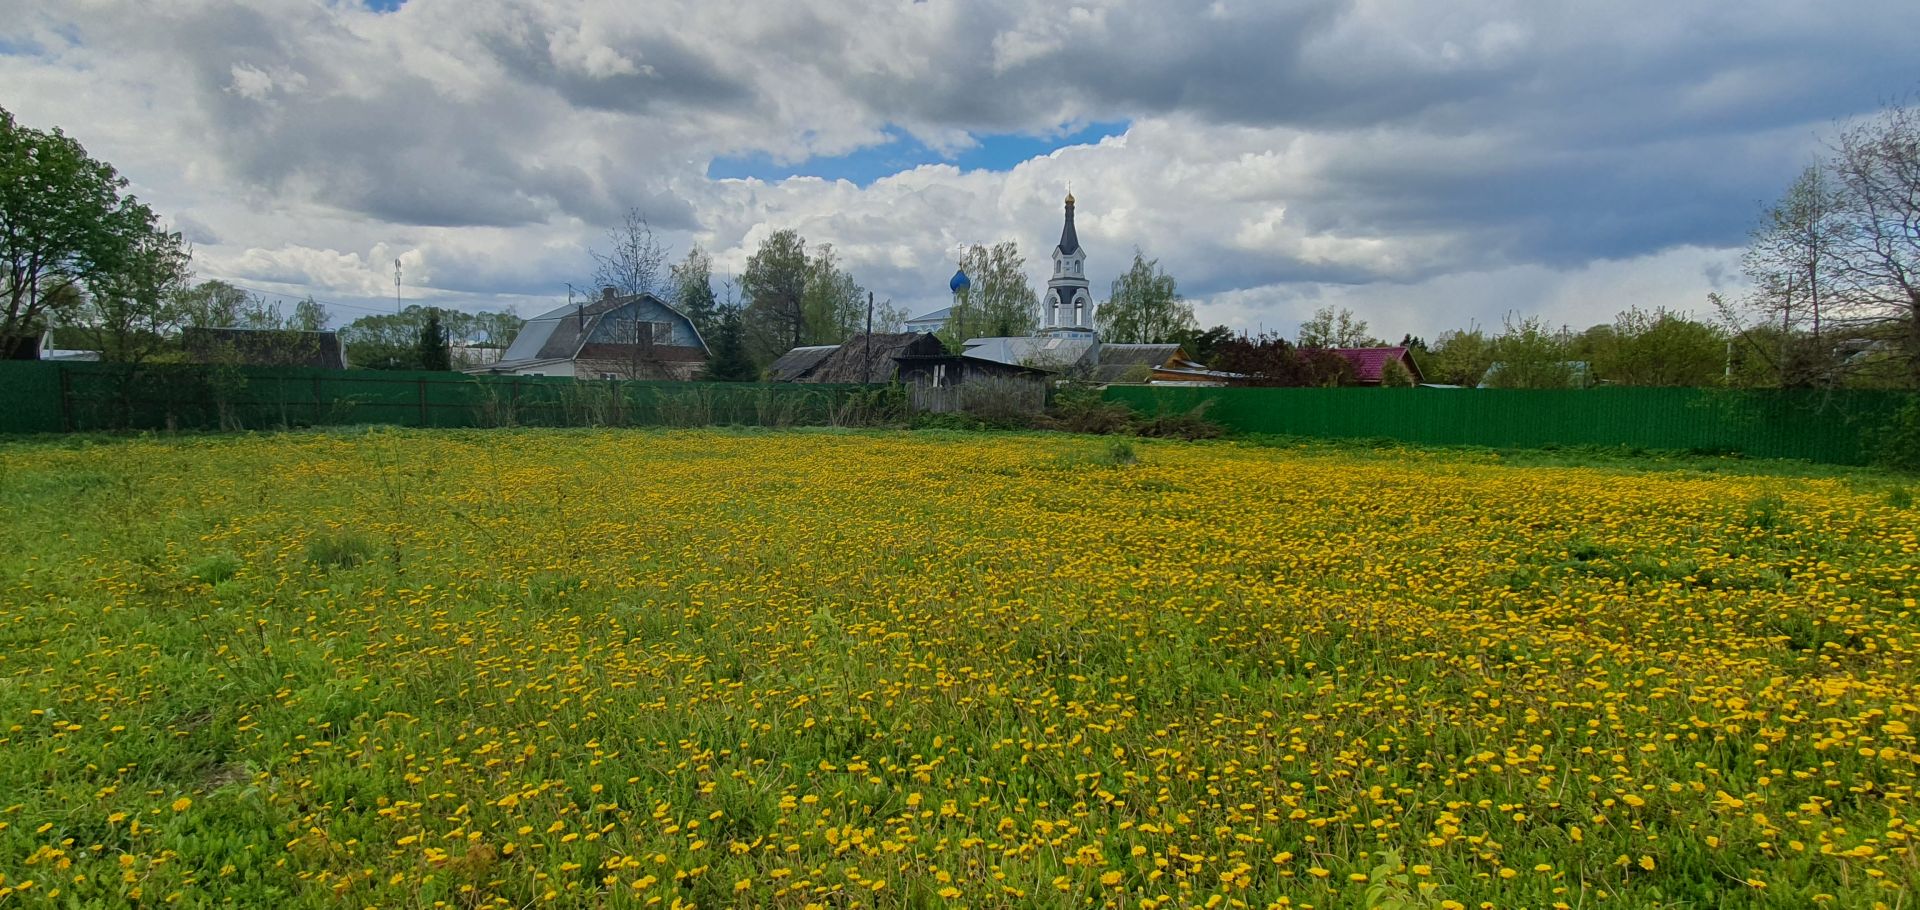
393 259 403 315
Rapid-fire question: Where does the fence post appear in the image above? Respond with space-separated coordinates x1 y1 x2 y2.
58 366 73 432
418 377 428 426
312 376 323 425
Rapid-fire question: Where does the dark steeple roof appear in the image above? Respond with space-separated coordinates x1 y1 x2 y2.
1056 193 1080 256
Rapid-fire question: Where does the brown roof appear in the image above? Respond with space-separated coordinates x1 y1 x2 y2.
1090 343 1183 382
800 333 945 383
182 327 347 370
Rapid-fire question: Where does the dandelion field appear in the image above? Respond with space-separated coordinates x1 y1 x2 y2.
0 429 1916 909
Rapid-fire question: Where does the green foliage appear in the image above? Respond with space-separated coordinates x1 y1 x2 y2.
185 553 243 586
940 241 1038 349
1379 357 1416 387
415 308 452 371
698 307 759 381
668 246 720 338
340 305 522 370
0 105 169 353
1742 491 1789 529
1482 316 1582 388
1578 307 1728 387
1170 324 1236 366
1050 381 1136 434
1427 328 1493 386
1132 400 1224 440
1095 249 1194 344
741 228 812 360
305 530 378 569
800 242 865 345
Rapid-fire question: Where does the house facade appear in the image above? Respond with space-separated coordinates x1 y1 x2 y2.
471 289 708 379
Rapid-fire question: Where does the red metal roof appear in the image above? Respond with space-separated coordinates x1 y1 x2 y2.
1330 346 1421 384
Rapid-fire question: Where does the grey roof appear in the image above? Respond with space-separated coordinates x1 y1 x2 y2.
905 306 952 324
499 292 705 365
962 335 1098 373
1057 198 1080 255
182 327 347 370
766 345 837 382
805 332 944 383
1089 343 1181 382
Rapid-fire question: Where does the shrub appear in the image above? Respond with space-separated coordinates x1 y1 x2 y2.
1101 438 1139 466
1050 382 1135 435
307 530 378 569
958 377 1045 428
1133 400 1223 440
186 553 244 586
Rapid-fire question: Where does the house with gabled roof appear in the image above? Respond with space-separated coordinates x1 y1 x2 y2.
469 288 708 380
1331 346 1424 385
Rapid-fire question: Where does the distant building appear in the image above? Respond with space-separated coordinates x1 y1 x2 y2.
903 305 952 335
470 288 707 379
183 327 348 369
770 333 947 383
774 191 1218 387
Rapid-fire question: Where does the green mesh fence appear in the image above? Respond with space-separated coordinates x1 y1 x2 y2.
1104 385 1914 465
0 361 881 433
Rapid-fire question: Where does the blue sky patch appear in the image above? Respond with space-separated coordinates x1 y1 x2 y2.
708 121 1129 186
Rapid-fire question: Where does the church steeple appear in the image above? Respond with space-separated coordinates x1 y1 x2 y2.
1057 192 1080 256
1043 189 1093 334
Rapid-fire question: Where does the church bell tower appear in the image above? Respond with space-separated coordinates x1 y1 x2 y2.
1041 191 1094 337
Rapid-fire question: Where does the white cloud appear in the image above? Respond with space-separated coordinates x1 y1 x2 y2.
0 0 1909 335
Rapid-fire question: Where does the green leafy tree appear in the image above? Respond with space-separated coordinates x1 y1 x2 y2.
1297 305 1378 349
340 305 520 369
416 308 452 371
1378 357 1416 387
290 296 328 332
174 279 253 329
1581 307 1727 386
669 246 720 338
1170 324 1236 366
1096 249 1194 344
741 229 811 361
1 106 163 356
1427 328 1494 386
1483 316 1580 388
941 241 1037 348
67 224 192 364
800 243 865 345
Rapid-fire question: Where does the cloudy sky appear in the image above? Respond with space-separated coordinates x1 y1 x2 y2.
3 1 1914 339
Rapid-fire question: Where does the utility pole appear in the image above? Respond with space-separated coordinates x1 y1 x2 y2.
394 259 403 315
863 291 874 384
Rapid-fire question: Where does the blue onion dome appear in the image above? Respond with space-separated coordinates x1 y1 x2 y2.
950 269 970 293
